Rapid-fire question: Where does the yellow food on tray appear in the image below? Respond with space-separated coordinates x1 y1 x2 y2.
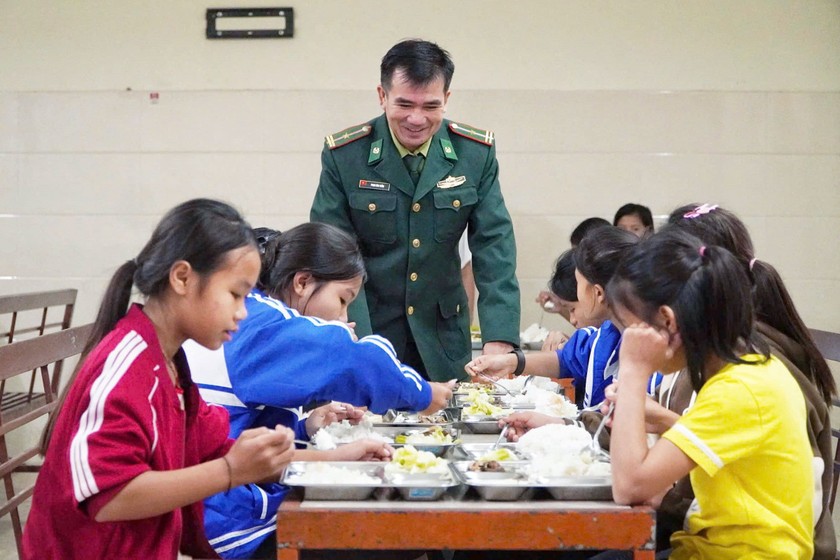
463 389 504 417
477 447 516 462
386 445 449 474
395 426 454 445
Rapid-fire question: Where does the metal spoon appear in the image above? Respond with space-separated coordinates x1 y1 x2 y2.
492 424 510 450
477 373 515 396
520 375 535 395
580 402 613 463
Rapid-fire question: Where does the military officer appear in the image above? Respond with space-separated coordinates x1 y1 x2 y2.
310 39 521 382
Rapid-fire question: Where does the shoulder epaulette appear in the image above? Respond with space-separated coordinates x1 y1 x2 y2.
325 124 372 149
448 121 494 146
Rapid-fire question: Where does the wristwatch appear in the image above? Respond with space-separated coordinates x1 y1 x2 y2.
508 347 526 376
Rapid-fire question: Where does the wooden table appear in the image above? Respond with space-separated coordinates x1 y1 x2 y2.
276 496 655 559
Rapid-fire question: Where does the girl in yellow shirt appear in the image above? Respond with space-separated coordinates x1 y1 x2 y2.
606 228 813 560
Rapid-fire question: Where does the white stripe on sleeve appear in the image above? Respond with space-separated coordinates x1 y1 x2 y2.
671 423 724 469
70 331 147 503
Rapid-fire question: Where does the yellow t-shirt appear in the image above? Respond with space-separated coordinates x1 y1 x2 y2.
662 355 813 560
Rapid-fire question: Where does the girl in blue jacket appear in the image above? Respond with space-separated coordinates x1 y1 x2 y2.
185 222 454 558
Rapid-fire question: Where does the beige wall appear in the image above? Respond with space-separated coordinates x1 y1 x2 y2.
2 0 839 339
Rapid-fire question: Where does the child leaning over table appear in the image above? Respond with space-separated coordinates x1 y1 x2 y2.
185 222 453 559
466 226 659 409
22 199 295 560
601 229 813 559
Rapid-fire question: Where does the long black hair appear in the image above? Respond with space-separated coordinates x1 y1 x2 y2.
608 229 768 392
549 249 578 302
257 222 366 300
667 203 835 402
43 199 256 451
575 226 640 288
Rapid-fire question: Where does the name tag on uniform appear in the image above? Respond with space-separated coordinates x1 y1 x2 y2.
359 180 390 191
436 175 466 189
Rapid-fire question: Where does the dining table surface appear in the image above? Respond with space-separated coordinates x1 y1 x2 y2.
275 433 656 559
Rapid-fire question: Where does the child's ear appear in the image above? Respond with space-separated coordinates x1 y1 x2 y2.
658 305 679 336
292 271 313 296
170 260 192 296
593 283 606 304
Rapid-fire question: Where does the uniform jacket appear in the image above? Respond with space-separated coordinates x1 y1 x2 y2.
311 114 521 381
22 305 230 560
654 323 834 559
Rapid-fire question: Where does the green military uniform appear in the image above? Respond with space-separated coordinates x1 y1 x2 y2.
310 114 520 381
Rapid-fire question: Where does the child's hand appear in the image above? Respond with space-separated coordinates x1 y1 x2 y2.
618 323 674 382
535 291 562 313
421 380 455 414
226 425 295 487
600 382 619 426
499 411 559 441
600 381 671 433
330 439 394 462
541 330 569 352
464 354 516 380
346 321 358 341
305 402 364 436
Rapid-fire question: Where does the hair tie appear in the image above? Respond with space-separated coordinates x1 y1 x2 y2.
699 245 707 258
749 258 757 271
257 231 282 255
683 203 719 219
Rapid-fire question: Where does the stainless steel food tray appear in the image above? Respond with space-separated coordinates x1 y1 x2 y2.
453 383 507 397
373 426 461 457
373 409 455 428
456 415 509 434
536 474 613 501
451 461 535 501
283 461 462 502
383 464 462 501
455 443 526 461
452 393 507 407
283 461 384 500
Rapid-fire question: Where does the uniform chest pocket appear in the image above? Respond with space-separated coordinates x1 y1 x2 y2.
433 187 478 243
349 191 398 244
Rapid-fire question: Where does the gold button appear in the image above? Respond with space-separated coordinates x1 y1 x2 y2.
368 203 376 212
410 272 418 281
412 239 420 248
412 203 421 212
453 200 461 208
407 306 414 315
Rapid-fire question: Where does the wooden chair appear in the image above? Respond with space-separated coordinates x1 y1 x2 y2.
0 323 91 558
811 329 840 514
0 289 77 420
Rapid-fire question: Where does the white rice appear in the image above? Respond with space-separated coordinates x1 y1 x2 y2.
311 418 390 450
285 463 381 485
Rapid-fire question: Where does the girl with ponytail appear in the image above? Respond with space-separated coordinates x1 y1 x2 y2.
25 199 295 560
606 229 813 559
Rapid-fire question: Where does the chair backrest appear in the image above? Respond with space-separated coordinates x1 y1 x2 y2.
0 290 78 398
0 289 77 345
811 329 840 513
0 323 91 558
811 329 840 364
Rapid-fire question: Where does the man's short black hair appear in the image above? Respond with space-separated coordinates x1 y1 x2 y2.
381 39 455 92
